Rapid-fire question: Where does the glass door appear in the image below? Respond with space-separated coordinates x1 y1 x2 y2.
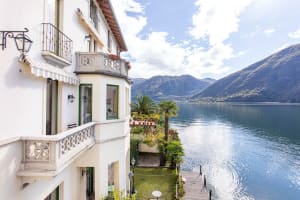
46 79 58 135
46 0 61 55
86 167 95 200
79 84 92 125
47 0 60 26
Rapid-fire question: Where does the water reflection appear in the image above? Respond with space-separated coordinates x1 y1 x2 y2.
171 103 300 200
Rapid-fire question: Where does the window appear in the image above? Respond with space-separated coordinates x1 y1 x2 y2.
108 162 119 196
107 30 111 51
108 163 115 193
106 85 118 119
47 0 61 27
45 186 59 200
46 79 58 135
90 0 98 29
116 46 120 56
79 84 92 125
125 87 130 116
86 167 95 199
88 39 97 53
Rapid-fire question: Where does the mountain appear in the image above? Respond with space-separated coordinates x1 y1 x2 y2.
192 44 300 102
131 75 215 101
132 78 146 85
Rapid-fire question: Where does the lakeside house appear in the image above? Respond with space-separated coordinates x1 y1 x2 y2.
0 0 131 199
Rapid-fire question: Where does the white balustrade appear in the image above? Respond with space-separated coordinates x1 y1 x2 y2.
76 52 129 77
21 122 95 172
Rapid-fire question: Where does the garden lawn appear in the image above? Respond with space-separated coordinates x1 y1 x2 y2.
133 167 177 200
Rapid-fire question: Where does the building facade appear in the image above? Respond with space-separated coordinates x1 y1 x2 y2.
0 0 131 199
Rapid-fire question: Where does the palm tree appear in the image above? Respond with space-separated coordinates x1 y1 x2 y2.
166 140 184 168
158 100 178 141
131 95 157 115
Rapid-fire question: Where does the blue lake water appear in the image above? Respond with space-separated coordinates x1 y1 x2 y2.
171 103 300 200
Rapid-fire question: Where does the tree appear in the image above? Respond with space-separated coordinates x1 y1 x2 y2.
158 100 178 141
166 140 184 168
131 95 157 115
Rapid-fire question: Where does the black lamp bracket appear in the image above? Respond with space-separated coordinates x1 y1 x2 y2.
0 28 29 50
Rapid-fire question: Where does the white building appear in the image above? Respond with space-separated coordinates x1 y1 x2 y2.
0 0 131 199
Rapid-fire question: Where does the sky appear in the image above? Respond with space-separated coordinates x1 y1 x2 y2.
111 0 300 80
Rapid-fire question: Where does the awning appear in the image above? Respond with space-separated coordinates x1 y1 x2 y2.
23 55 79 85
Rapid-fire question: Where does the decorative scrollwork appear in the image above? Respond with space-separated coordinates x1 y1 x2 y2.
25 141 50 161
59 125 95 156
80 55 95 66
104 56 121 72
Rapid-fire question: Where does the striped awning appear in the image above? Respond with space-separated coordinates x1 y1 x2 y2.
23 55 79 85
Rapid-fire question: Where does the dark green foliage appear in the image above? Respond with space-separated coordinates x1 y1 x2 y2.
158 101 178 141
130 136 141 165
192 44 300 102
166 140 184 168
131 95 157 115
131 126 144 135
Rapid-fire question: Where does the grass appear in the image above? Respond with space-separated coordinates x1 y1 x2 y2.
133 167 177 200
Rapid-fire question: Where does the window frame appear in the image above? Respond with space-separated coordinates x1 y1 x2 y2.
78 84 93 125
89 0 98 30
106 84 119 120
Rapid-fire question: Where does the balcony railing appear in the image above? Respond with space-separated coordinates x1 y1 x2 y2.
42 23 73 66
18 122 95 178
76 52 129 78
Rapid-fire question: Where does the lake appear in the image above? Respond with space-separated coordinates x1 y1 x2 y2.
171 103 300 200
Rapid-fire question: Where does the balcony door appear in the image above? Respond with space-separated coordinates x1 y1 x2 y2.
86 167 95 200
46 79 58 135
46 0 62 56
79 84 92 125
47 0 61 27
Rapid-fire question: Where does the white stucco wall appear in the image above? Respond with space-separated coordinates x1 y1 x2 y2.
0 0 130 199
0 139 82 200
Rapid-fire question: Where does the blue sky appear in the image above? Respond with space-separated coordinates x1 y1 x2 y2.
111 0 300 80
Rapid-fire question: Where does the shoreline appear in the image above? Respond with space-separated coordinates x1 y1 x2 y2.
177 100 300 106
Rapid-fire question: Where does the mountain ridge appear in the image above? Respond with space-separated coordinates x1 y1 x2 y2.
131 75 215 101
192 43 300 102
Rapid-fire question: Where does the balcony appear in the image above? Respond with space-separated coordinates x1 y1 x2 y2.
76 52 129 78
41 23 73 67
17 122 95 183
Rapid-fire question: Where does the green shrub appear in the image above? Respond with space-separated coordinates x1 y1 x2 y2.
131 126 144 135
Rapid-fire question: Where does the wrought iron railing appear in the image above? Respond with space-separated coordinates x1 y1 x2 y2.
20 122 95 171
42 23 73 63
76 52 129 78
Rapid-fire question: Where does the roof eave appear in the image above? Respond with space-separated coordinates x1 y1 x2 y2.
97 0 128 52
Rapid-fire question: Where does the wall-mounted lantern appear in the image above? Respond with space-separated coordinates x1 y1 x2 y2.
0 28 33 56
68 94 75 103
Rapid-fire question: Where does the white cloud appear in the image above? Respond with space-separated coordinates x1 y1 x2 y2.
263 28 275 35
237 50 246 56
288 29 300 39
189 0 254 45
110 0 147 36
110 0 243 79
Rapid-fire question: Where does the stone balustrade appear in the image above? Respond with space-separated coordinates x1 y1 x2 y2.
19 122 96 176
75 52 129 78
